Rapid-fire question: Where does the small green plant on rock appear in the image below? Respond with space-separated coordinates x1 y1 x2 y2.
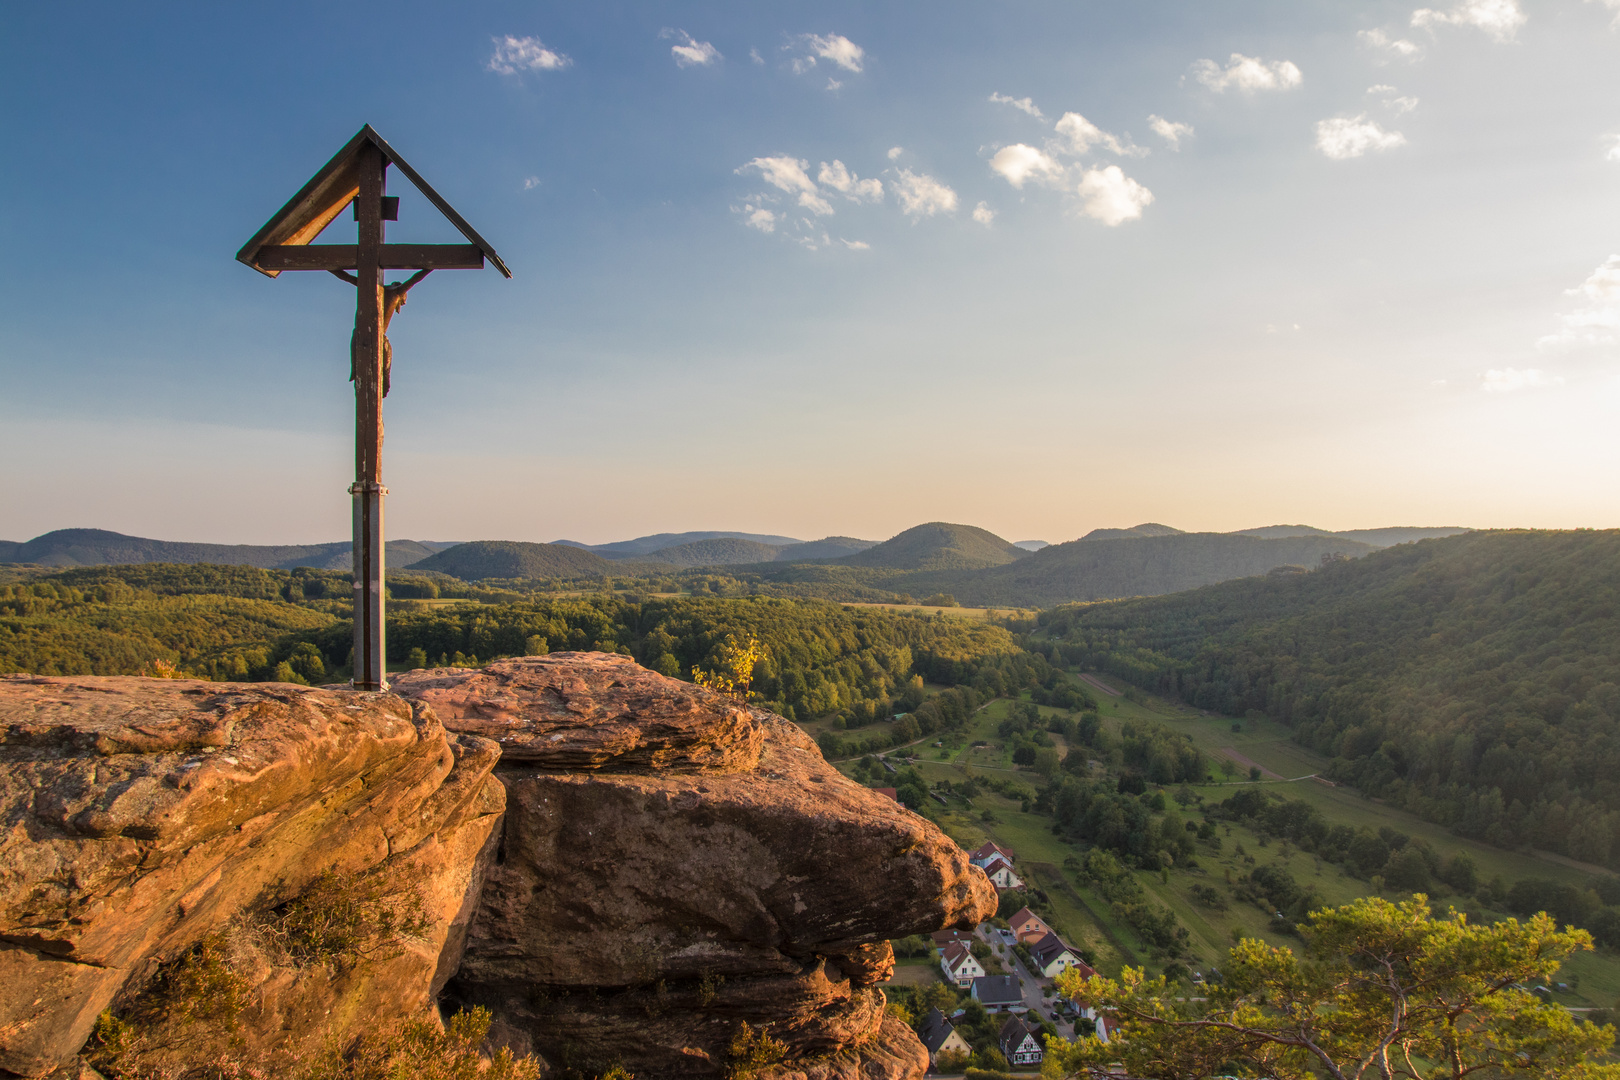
297 1006 539 1080
87 933 254 1077
259 868 430 968
726 1022 788 1080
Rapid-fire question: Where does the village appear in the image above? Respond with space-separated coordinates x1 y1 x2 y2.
899 839 1118 1075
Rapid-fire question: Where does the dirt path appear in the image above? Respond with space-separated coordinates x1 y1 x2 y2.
1077 672 1121 697
1220 747 1285 781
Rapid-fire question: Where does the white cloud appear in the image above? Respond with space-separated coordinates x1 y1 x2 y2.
989 144 1066 189
749 48 764 65
1053 112 1143 157
887 146 903 161
1411 0 1526 42
1360 28 1425 58
990 93 1045 120
841 239 871 250
742 205 777 233
818 160 883 202
1147 115 1194 150
1315 115 1407 159
1605 134 1620 162
522 176 541 190
972 201 996 225
798 191 835 215
1482 367 1562 392
826 77 842 91
788 33 865 75
809 33 865 71
739 156 819 196
487 35 572 75
661 29 721 68
1591 0 1620 27
1075 166 1153 226
1368 85 1420 114
1190 54 1302 93
1539 255 1620 348
891 169 958 217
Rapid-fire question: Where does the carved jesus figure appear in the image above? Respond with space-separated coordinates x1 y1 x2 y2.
335 268 431 397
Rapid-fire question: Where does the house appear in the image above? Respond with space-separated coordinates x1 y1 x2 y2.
941 942 986 987
874 787 899 802
969 840 1016 868
1008 907 1054 943
980 855 1024 891
998 1015 1045 1066
971 974 1026 1012
917 1008 972 1066
1028 932 1092 980
1094 1014 1121 1044
930 928 974 948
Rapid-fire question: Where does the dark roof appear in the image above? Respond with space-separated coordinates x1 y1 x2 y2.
991 1016 1043 1055
874 787 898 801
237 124 511 279
972 974 1022 1004
918 1008 958 1054
1029 932 1074 967
971 840 1014 861
930 929 973 946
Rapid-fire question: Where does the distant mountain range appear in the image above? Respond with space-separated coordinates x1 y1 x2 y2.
0 529 458 570
1 522 1471 606
554 530 803 557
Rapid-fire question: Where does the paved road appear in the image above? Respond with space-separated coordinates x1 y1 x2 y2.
975 924 1075 1039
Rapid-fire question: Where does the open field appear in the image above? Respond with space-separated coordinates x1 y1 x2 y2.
829 673 1620 1009
844 602 1035 620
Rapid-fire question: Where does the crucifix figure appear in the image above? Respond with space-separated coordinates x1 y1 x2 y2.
334 267 431 397
237 126 510 690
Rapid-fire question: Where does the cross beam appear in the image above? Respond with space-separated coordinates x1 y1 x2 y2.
254 244 486 271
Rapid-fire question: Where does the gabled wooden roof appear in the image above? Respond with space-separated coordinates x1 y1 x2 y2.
236 125 511 279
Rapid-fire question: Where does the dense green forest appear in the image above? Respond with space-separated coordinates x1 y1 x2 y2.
409 540 628 580
1040 529 1620 867
0 563 1027 733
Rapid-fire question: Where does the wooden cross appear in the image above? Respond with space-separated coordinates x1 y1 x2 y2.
236 126 510 690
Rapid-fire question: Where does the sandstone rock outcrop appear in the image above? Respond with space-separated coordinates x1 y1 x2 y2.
1 654 993 1079
0 675 504 1076
392 654 996 1078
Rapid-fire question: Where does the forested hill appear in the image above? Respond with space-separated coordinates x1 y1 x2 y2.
409 541 617 580
837 522 1029 571
1040 529 1620 867
905 532 1377 607
0 529 451 570
643 537 786 567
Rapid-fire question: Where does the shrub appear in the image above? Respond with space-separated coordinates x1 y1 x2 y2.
726 1022 788 1080
259 868 430 969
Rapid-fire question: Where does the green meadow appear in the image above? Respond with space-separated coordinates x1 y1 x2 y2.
838 678 1620 1011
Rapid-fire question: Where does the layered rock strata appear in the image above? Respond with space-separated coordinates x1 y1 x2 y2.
392 653 995 1078
0 675 504 1076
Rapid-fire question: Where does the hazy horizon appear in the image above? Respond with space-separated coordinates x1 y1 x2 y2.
0 519 1483 551
4 1 1619 546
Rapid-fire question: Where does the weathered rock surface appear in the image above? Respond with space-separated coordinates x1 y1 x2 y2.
390 653 764 772
393 653 996 1078
0 675 504 1076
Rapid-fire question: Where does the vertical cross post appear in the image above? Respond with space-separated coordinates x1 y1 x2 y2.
351 143 388 690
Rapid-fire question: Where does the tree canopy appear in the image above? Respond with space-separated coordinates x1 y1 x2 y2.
1052 895 1616 1080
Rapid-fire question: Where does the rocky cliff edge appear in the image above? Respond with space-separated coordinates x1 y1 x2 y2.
0 653 994 1078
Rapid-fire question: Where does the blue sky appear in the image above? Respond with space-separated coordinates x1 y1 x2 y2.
3 0 1619 545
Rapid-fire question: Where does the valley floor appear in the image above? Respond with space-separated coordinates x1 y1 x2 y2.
826 675 1620 1013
